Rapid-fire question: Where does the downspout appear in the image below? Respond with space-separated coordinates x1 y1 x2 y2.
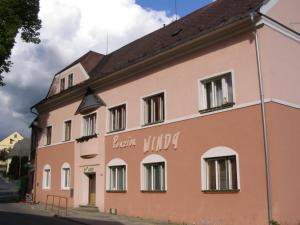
250 12 273 225
30 107 39 204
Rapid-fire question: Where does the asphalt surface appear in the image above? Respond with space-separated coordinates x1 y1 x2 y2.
0 202 124 225
0 177 122 225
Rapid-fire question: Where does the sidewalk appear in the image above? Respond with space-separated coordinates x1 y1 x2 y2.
17 202 187 225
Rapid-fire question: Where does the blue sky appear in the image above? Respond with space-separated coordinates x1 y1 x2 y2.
0 0 214 141
136 0 212 17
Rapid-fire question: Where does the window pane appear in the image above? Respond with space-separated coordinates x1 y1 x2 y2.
46 127 52 145
219 159 227 190
117 166 125 190
144 94 164 124
230 157 238 190
84 114 96 136
45 169 50 187
68 74 73 88
226 75 233 103
215 79 223 107
60 78 65 91
63 168 70 188
153 164 161 190
207 160 216 190
145 164 152 190
110 105 126 131
110 167 116 190
205 82 213 109
65 121 71 141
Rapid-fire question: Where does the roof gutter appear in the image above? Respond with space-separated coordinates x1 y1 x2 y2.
250 12 273 225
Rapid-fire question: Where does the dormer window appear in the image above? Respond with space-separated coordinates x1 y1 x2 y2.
60 78 65 92
68 74 73 88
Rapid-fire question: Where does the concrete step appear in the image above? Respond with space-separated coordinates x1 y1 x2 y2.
73 205 99 213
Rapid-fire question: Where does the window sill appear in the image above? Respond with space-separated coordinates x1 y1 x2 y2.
199 102 235 114
142 120 164 127
107 128 126 134
76 134 98 143
202 189 240 194
61 188 71 191
141 190 167 193
106 190 127 193
42 188 51 191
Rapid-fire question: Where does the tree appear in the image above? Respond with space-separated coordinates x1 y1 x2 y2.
0 0 41 86
0 149 9 161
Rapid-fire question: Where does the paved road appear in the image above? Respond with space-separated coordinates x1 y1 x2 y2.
0 175 19 202
0 177 121 225
0 202 124 225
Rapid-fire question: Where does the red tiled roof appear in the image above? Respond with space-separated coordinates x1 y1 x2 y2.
55 51 104 75
89 0 265 78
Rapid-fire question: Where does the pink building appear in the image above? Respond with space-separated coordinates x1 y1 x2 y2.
31 0 300 224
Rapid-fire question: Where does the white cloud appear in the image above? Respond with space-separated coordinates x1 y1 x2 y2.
0 0 175 139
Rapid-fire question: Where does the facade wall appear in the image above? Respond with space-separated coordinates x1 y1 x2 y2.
34 5 300 223
105 104 269 225
48 64 89 97
99 31 260 130
267 103 300 225
265 0 300 33
259 26 300 105
37 31 261 212
35 142 75 208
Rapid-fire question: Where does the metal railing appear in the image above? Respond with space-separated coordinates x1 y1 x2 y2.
45 195 68 216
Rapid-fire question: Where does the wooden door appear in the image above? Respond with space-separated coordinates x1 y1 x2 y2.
88 173 96 205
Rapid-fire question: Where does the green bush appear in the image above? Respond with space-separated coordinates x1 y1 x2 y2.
7 156 29 179
271 220 281 225
18 176 29 199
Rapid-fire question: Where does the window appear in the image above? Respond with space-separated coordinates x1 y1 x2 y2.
60 78 65 91
206 157 237 191
64 120 72 141
43 164 51 189
201 73 234 111
46 126 52 145
109 104 126 132
106 158 127 192
143 93 164 125
141 154 167 192
68 74 73 88
144 162 165 191
201 146 240 192
109 166 126 191
83 113 96 136
10 139 13 144
61 163 71 190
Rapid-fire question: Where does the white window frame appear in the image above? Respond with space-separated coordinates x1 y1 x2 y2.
140 90 167 126
63 119 72 142
61 162 71 190
43 164 51 190
140 154 167 191
201 146 240 191
106 158 127 191
198 71 236 111
107 102 127 133
81 112 98 137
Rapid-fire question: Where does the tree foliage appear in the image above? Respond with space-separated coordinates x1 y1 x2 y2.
0 149 9 161
0 0 41 86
